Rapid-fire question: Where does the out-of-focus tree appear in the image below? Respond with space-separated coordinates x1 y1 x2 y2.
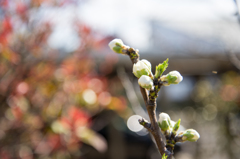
0 1 128 159
190 71 240 159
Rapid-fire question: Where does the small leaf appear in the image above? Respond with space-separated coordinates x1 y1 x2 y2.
155 58 169 79
162 153 168 159
172 119 181 134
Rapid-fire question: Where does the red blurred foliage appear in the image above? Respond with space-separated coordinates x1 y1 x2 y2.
61 106 90 129
0 1 127 158
0 17 12 45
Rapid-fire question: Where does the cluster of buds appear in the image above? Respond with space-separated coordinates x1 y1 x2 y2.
133 59 154 89
109 39 183 90
109 38 200 158
158 112 200 143
133 59 183 89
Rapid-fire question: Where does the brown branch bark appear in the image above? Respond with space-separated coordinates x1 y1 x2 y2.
146 100 173 158
140 87 149 106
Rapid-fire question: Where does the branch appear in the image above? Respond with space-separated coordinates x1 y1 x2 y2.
146 100 172 158
110 39 199 159
140 87 149 106
125 47 149 107
126 48 173 159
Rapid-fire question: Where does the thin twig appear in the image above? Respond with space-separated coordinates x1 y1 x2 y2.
117 67 148 119
139 118 152 132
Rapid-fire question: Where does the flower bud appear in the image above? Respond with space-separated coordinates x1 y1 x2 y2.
138 75 153 89
158 112 171 131
133 59 152 78
161 71 183 86
182 129 200 142
108 39 128 54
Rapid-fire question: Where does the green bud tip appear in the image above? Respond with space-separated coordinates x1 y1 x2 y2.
158 112 171 131
109 39 129 54
182 129 200 142
161 70 183 86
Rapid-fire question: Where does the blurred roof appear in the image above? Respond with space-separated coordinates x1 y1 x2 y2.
29 0 240 73
37 0 240 56
77 0 240 54
149 20 240 57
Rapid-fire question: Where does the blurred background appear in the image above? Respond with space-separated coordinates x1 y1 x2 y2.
1 0 240 159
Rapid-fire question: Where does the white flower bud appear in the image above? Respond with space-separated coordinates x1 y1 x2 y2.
133 59 152 78
108 39 128 54
159 113 170 123
161 70 183 86
158 112 171 131
138 75 153 89
169 71 183 83
182 129 200 142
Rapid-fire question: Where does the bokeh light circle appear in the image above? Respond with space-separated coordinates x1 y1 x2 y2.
127 115 143 132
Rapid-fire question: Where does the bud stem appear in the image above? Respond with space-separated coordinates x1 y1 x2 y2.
126 47 139 64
